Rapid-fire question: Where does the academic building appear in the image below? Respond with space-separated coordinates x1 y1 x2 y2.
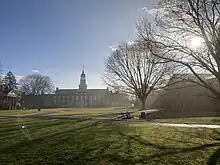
0 84 18 110
138 74 220 118
22 69 130 109
52 69 109 108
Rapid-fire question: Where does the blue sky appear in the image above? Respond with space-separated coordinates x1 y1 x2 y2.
0 0 154 89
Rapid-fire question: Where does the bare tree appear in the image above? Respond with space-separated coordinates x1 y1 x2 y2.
104 41 174 110
137 0 220 103
0 63 3 83
19 74 54 95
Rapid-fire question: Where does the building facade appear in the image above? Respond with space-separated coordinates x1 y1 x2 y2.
22 69 131 109
0 84 18 110
136 74 220 118
149 74 220 111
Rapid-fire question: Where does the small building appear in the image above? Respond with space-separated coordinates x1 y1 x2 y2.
0 84 17 110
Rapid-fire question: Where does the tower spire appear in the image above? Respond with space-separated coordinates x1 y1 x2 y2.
79 65 87 90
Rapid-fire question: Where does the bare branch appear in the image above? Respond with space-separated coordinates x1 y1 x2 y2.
19 74 54 95
103 41 175 109
137 0 220 102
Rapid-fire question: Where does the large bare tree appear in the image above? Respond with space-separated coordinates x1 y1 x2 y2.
104 41 174 109
19 74 54 95
137 0 220 103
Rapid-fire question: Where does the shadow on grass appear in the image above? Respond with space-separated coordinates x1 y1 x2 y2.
1 118 220 164
57 112 120 118
147 109 220 120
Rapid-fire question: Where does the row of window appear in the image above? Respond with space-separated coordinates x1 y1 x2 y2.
54 99 103 104
54 95 102 100
162 104 189 109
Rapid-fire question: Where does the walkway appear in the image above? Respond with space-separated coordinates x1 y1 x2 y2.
124 121 220 129
1 114 220 129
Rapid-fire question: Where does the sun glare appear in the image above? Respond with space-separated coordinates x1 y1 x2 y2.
189 36 204 49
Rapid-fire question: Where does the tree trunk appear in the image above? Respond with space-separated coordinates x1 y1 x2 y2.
140 97 146 110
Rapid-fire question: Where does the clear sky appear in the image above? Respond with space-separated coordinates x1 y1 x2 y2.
0 0 154 89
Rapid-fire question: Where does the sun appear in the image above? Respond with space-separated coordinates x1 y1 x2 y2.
189 36 204 49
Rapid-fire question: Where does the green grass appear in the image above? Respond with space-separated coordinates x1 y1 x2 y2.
0 109 41 116
1 117 220 164
46 109 220 125
1 108 220 125
51 108 131 119
0 109 62 116
0 108 135 119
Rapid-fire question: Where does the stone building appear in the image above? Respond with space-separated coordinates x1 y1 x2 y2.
150 74 219 110
138 74 220 118
0 84 18 110
22 69 130 109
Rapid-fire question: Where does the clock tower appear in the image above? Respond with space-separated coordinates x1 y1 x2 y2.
79 66 87 90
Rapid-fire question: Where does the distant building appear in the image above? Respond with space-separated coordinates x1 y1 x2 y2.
150 74 219 110
0 71 19 110
22 69 130 109
0 84 18 110
135 74 220 118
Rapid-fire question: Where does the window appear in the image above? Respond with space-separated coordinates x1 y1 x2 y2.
53 96 57 104
81 96 83 100
67 96 69 99
85 95 87 100
100 96 102 104
62 96 65 99
90 96 93 105
94 96 96 101
76 96 78 100
72 96 74 99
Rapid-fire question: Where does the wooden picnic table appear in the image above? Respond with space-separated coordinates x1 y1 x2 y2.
119 111 134 120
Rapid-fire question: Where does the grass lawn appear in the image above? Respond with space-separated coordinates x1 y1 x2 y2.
0 108 135 119
0 109 62 116
0 109 36 116
50 108 133 119
1 117 220 165
46 108 220 125
1 108 220 125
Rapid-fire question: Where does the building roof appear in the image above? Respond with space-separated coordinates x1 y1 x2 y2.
7 90 17 97
55 88 108 95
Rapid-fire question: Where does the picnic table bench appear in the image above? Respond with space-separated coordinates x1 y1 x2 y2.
118 111 134 120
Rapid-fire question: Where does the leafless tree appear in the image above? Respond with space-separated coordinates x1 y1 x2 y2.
19 74 54 95
0 63 3 83
104 41 175 110
137 0 220 103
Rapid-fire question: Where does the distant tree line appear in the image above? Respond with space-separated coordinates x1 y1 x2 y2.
19 74 54 95
0 70 54 96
